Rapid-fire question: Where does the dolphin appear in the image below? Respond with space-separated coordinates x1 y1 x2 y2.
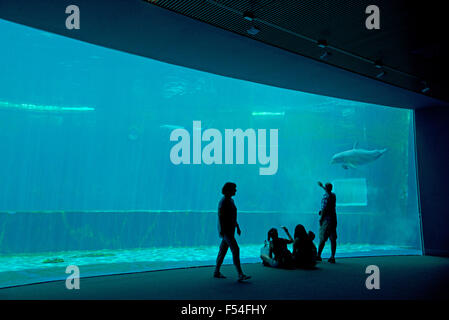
331 142 387 169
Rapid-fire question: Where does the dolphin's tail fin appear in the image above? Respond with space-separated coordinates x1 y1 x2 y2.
380 148 388 154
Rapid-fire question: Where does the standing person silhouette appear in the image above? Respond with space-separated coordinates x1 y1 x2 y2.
214 182 251 281
317 181 337 263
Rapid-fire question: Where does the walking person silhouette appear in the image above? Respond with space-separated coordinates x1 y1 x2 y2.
214 182 251 282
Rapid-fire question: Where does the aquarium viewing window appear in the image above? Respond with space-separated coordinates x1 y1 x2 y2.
333 178 368 207
0 19 422 288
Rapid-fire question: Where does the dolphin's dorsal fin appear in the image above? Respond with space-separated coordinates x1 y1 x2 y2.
353 141 358 149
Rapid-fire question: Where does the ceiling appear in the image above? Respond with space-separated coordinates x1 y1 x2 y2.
146 0 449 102
0 0 447 108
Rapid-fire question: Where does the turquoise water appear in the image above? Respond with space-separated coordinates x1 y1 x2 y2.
0 244 419 274
0 19 421 288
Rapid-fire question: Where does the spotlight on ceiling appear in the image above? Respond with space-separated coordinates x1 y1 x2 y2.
320 51 331 60
243 11 255 21
374 59 383 69
376 71 386 78
247 26 260 35
317 39 328 48
421 81 430 93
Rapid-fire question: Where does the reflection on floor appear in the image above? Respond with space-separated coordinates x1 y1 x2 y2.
0 244 420 288
1 256 447 300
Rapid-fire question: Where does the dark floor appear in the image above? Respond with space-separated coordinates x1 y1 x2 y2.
1 256 448 300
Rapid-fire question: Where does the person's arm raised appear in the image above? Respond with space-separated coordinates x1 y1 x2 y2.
281 226 294 243
317 181 326 191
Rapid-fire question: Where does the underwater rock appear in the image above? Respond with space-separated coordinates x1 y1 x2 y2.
42 258 65 264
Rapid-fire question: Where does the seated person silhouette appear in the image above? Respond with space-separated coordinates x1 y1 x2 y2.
292 224 318 269
260 226 294 269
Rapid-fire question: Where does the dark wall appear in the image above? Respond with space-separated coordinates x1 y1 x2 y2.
415 107 449 256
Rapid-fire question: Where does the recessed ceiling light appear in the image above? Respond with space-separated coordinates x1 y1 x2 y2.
247 26 260 35
376 71 386 78
320 51 331 60
243 11 255 21
421 81 430 93
374 59 383 69
317 40 328 48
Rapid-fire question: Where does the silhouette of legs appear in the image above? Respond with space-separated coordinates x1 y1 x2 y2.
317 240 325 260
329 237 336 263
317 223 337 263
260 253 279 267
215 234 243 276
260 243 278 267
215 239 229 273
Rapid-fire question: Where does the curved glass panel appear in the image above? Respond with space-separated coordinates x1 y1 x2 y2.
0 19 421 287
